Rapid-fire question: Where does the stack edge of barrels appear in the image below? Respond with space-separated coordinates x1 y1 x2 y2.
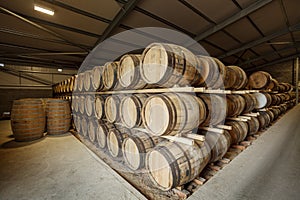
10 98 72 142
53 76 76 101
69 43 297 192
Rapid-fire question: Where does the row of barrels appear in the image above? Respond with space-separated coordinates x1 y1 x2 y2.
53 76 76 94
72 91 295 137
72 100 293 191
11 98 71 142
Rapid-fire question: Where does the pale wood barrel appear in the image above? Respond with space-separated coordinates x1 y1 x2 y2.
145 141 211 191
83 70 92 92
142 93 206 136
226 66 248 90
77 73 85 92
141 43 203 88
226 120 248 144
198 94 227 126
88 118 98 143
120 94 148 128
79 96 86 115
118 54 147 89
85 95 95 117
196 55 219 88
246 117 260 136
102 62 120 91
264 93 273 108
92 66 104 91
241 94 257 113
202 130 231 163
73 114 81 133
46 99 71 135
95 95 105 119
226 94 246 117
104 95 121 123
73 75 78 92
211 57 226 89
257 111 271 130
253 93 267 109
248 71 272 89
122 131 162 170
96 123 114 149
80 116 88 137
11 99 46 141
224 66 237 89
107 127 130 158
71 95 79 113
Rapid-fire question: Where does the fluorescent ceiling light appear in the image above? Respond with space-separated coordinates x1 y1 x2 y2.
58 68 63 72
34 5 54 16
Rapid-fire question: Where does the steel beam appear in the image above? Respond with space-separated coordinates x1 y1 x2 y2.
245 53 300 72
219 23 300 59
94 0 141 46
194 0 272 42
0 6 89 52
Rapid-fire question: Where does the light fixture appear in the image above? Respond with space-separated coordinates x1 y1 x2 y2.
34 5 54 16
58 68 63 72
0 63 4 67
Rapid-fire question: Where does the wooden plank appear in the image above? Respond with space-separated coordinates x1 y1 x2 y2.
161 136 194 146
184 133 205 142
244 112 259 117
227 117 248 122
216 125 232 130
199 127 224 134
238 116 252 120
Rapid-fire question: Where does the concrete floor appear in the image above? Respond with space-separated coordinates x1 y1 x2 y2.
1 105 299 200
0 121 146 200
189 104 300 200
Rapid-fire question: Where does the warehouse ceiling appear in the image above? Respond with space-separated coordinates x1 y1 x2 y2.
0 0 299 71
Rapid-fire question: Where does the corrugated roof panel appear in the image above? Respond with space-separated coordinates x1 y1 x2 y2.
206 31 241 51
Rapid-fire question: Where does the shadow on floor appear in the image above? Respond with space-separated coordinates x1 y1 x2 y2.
1 137 45 148
45 132 72 138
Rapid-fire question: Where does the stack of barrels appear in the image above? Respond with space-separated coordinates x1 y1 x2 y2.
53 75 76 101
71 42 297 192
11 98 71 142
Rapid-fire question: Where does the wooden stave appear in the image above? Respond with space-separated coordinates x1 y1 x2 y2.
95 95 105 120
227 66 248 90
145 141 211 191
226 120 248 144
84 95 95 117
241 94 257 113
102 62 121 91
104 95 122 123
142 93 207 136
196 55 220 88
246 117 260 136
226 94 246 117
92 66 104 91
223 66 237 89
77 73 85 92
83 70 93 92
88 118 98 143
96 122 114 149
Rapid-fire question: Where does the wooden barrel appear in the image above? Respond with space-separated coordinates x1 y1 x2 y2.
226 94 246 117
105 95 121 123
88 118 98 143
83 70 92 92
73 75 78 92
141 43 203 88
271 94 280 106
267 78 279 91
92 66 104 91
253 93 267 109
73 114 81 133
46 99 71 135
196 55 219 88
145 141 210 191
122 131 162 170
96 123 114 149
198 94 227 126
77 73 85 92
246 117 260 136
210 57 226 89
248 71 272 89
264 93 272 108
223 66 237 89
79 96 85 115
80 116 88 137
11 99 46 141
142 93 206 136
226 121 248 144
118 54 147 89
71 95 79 113
102 62 120 91
226 66 248 90
85 95 95 117
69 76 75 92
107 127 130 158
241 94 257 113
120 94 148 128
202 130 231 163
95 95 105 119
265 110 275 123
257 111 271 130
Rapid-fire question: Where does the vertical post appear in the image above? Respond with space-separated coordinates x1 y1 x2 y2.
296 57 299 105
